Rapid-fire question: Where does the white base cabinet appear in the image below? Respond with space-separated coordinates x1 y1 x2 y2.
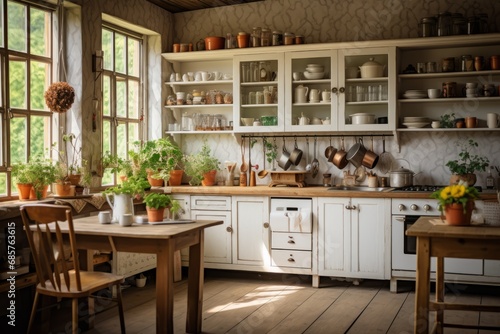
318 197 390 280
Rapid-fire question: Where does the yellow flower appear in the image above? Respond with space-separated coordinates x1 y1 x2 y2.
440 186 451 200
450 184 465 198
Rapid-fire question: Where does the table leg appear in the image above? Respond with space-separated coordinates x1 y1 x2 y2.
156 240 175 334
186 230 204 333
435 256 444 334
415 237 431 334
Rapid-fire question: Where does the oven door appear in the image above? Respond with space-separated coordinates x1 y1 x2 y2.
392 215 483 275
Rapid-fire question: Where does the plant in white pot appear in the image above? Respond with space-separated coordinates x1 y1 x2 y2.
446 139 489 186
102 177 150 223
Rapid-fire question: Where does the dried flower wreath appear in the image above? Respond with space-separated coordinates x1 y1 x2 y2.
44 81 75 113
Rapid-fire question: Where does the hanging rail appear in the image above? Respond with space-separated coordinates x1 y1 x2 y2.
241 134 393 139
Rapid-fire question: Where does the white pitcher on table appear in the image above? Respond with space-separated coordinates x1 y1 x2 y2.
106 193 135 223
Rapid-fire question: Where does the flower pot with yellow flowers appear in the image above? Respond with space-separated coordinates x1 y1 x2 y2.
431 181 479 225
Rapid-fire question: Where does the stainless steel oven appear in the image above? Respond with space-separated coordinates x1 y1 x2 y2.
391 197 484 291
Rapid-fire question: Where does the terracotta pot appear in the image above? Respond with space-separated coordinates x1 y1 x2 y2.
146 206 166 223
68 174 81 186
168 170 184 186
17 183 33 200
55 183 73 196
201 170 217 186
444 201 474 226
29 185 49 200
449 173 476 186
147 170 164 187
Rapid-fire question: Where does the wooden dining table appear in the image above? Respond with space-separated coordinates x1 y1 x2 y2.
46 216 222 334
406 216 500 334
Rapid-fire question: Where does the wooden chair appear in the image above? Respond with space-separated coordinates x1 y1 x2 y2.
20 204 126 334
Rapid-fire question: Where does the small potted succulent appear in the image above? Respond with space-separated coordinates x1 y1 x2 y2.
446 139 489 186
142 192 180 222
184 142 220 186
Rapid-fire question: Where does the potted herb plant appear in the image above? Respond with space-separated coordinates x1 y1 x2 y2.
446 139 489 186
10 162 33 200
431 181 479 225
102 151 133 182
143 192 180 222
53 161 73 196
52 133 84 185
184 142 220 186
11 156 57 200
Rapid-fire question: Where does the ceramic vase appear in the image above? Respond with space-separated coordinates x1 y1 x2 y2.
444 201 474 225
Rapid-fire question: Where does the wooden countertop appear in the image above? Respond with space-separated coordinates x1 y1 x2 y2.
164 185 499 200
406 216 500 239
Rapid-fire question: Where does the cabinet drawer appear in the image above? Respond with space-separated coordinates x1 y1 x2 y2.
191 196 231 211
271 250 311 269
272 232 311 251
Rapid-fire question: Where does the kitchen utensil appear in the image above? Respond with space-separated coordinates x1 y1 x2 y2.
305 137 312 172
258 138 269 179
350 113 375 125
324 137 337 162
332 137 348 169
346 137 367 168
240 139 248 173
362 136 379 169
377 135 392 175
389 160 420 188
278 137 292 171
354 166 367 182
311 137 319 178
289 136 303 165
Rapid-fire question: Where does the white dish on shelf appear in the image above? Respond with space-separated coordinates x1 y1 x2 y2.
402 122 430 128
303 71 324 80
403 94 427 99
403 117 430 122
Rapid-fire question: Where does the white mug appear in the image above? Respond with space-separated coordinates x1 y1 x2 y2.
119 213 134 227
309 89 320 102
292 72 302 81
98 211 112 224
212 71 222 80
194 72 202 81
187 72 194 81
182 74 189 82
200 71 212 81
321 90 331 102
487 113 499 128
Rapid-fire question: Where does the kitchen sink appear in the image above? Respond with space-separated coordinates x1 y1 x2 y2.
327 186 394 192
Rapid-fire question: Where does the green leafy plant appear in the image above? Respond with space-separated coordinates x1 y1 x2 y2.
431 181 479 214
136 138 184 180
143 192 177 209
446 139 489 174
440 113 455 128
102 151 133 177
264 138 278 166
10 156 56 199
102 176 150 197
184 142 220 186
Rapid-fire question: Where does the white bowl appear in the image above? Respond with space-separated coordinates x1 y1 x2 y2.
306 65 324 73
303 71 324 80
241 117 254 126
350 113 375 125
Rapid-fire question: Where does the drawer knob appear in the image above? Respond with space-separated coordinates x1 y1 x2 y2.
287 240 295 244
287 258 295 262
263 222 269 228
226 226 233 233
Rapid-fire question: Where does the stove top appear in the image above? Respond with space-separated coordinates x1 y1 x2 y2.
393 185 482 192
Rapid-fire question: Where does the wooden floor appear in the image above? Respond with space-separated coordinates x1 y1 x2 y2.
54 269 500 334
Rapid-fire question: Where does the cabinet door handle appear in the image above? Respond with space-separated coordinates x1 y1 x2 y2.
351 205 357 211
331 87 338 94
226 226 233 233
287 240 295 244
287 258 295 262
339 87 345 93
263 222 269 228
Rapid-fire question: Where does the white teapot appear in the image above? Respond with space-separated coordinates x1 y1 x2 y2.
295 85 309 103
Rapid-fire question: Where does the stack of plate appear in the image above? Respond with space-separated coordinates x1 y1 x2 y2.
403 90 427 99
402 116 431 128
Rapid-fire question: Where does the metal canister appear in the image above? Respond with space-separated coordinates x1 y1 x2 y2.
442 57 455 72
418 17 436 37
442 82 457 98
272 31 282 46
437 12 452 36
461 55 473 71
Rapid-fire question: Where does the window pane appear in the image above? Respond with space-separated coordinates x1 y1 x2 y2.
128 79 139 118
30 7 51 56
0 173 6 196
115 33 126 74
30 115 51 157
7 1 27 52
128 123 138 145
128 38 140 76
116 77 126 117
103 74 111 116
103 119 111 155
116 122 127 158
30 61 50 110
0 0 4 48
102 29 113 70
9 59 27 109
10 116 27 163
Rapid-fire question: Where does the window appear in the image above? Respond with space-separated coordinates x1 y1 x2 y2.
101 24 144 185
0 0 54 198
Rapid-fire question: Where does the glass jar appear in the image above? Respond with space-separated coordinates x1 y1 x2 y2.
479 13 489 33
241 63 250 82
295 35 304 44
468 16 481 34
461 55 473 72
418 17 437 37
225 33 234 49
323 174 332 187
260 28 271 47
452 17 467 35
259 61 269 81
250 61 259 82
283 32 295 45
437 12 452 36
251 27 261 47
272 31 283 46
442 57 455 72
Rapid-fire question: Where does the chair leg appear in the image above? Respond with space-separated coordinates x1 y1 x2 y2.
116 284 126 334
72 298 78 334
28 291 40 334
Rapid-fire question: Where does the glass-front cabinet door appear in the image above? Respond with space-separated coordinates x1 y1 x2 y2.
285 50 338 132
233 53 284 133
338 47 396 131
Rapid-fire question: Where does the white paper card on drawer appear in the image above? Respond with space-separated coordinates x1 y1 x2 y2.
270 212 289 231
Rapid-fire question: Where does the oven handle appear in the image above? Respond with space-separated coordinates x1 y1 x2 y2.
394 216 405 222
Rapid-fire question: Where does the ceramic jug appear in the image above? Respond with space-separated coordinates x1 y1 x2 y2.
106 193 135 223
299 113 310 125
295 85 309 103
309 89 320 102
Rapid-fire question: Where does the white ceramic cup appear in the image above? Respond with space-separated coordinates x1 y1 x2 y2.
431 121 440 128
322 90 331 102
182 74 189 82
194 72 202 81
176 92 186 104
187 72 194 81
466 88 477 97
487 113 499 128
427 88 441 99
98 211 112 224
293 72 302 81
200 71 212 81
466 82 478 89
119 213 134 227
212 71 222 80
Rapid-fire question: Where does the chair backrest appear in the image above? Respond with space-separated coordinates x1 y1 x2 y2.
20 204 82 292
